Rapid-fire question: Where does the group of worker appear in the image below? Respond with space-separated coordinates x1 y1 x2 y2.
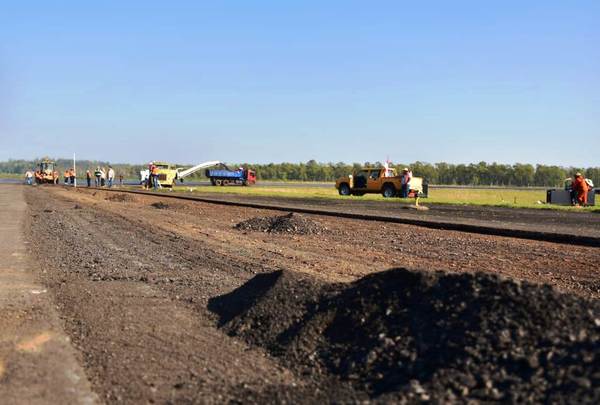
571 172 592 206
25 166 123 187
85 166 122 187
63 168 77 185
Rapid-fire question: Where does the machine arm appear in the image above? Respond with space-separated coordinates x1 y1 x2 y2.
177 161 223 179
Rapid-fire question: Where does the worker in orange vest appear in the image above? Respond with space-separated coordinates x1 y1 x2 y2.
63 169 70 185
571 173 589 206
69 168 76 186
151 164 160 190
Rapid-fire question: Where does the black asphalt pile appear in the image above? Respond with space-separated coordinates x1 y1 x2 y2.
234 212 326 235
151 201 169 209
210 268 600 403
105 193 135 202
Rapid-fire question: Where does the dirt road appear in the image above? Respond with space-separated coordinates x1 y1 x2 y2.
17 185 600 402
163 191 600 239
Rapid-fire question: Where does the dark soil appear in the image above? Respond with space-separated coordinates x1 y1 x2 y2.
235 212 326 235
185 192 600 240
210 268 600 403
105 193 135 202
150 201 169 209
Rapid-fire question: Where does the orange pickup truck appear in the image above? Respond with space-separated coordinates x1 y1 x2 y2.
335 167 427 198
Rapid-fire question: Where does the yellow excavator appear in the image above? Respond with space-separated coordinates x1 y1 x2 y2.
34 159 59 184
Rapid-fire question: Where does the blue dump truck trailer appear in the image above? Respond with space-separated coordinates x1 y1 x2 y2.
205 168 257 186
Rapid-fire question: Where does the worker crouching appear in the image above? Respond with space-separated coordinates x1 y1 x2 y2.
571 173 590 207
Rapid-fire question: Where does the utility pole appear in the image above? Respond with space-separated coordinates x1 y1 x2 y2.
73 153 77 188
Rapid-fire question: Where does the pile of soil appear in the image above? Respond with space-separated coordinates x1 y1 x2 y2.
105 193 135 202
235 213 326 235
210 268 600 402
151 201 169 209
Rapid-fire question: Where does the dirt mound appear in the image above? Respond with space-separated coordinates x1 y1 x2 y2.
210 268 600 402
105 193 135 202
151 201 169 209
235 213 326 235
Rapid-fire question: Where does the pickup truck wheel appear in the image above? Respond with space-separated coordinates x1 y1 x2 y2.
338 183 351 196
382 184 396 198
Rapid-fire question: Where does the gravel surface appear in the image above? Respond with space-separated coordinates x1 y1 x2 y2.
169 192 600 239
104 192 136 202
19 186 600 403
213 268 600 403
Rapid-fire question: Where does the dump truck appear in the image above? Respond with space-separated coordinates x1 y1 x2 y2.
141 161 222 187
34 159 60 184
335 167 427 198
206 167 256 186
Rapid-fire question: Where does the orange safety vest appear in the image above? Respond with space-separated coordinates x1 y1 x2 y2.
151 166 159 175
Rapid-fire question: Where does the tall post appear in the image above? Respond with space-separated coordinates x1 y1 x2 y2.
73 153 77 188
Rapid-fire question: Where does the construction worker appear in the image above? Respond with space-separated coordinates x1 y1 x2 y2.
100 167 106 187
94 167 102 186
63 169 70 185
25 170 34 185
571 173 590 206
119 173 123 187
107 166 115 188
146 162 154 189
86 169 92 187
400 168 412 198
69 168 76 186
151 164 160 190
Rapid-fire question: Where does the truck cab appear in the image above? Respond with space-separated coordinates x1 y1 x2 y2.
335 167 427 198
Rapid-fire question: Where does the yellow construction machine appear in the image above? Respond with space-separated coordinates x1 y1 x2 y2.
34 159 60 184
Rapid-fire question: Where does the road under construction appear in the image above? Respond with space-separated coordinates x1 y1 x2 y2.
1 183 600 403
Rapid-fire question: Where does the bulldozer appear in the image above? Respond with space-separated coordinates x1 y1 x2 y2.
34 159 59 184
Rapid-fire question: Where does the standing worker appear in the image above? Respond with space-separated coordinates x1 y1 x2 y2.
119 173 124 187
400 168 412 198
571 173 590 206
69 168 76 186
94 167 102 186
107 166 115 188
64 169 70 185
145 162 154 189
100 167 106 187
86 169 92 187
25 170 34 185
151 163 160 190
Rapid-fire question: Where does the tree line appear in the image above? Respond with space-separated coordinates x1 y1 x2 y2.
1 158 597 187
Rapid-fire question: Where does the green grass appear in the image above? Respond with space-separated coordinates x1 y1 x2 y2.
0 173 22 179
163 185 599 212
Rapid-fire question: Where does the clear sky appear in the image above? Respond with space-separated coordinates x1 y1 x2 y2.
1 1 598 166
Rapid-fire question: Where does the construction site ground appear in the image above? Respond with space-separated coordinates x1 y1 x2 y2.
3 184 600 403
163 190 600 240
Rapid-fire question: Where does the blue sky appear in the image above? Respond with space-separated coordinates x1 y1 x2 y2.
1 1 598 166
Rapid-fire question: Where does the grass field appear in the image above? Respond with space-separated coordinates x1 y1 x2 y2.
169 185 599 212
0 173 22 179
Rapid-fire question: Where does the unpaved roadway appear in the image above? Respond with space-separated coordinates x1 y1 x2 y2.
155 191 600 241
8 185 600 402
